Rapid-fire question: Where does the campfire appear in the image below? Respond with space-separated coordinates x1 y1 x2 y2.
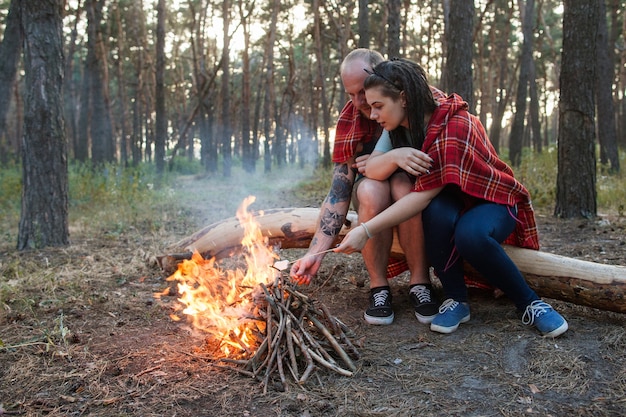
163 196 359 391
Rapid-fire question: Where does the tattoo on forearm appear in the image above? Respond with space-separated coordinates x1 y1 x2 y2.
320 208 345 237
328 165 352 205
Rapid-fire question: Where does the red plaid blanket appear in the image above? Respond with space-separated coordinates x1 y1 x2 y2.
415 93 539 250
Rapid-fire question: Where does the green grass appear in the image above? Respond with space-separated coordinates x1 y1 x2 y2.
516 146 625 215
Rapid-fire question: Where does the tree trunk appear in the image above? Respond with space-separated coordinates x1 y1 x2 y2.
112 1 130 166
442 0 474 111
611 0 626 148
239 0 254 173
221 0 232 177
263 0 279 173
0 0 23 147
509 0 534 166
64 1 82 161
487 0 513 154
555 0 598 219
313 0 331 168
387 0 401 58
85 0 114 164
595 0 620 173
528 60 542 153
158 208 626 314
357 0 369 48
155 0 166 175
18 0 69 250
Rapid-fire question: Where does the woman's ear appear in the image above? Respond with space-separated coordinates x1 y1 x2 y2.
400 91 407 107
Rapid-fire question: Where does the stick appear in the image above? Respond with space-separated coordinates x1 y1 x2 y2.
307 314 356 372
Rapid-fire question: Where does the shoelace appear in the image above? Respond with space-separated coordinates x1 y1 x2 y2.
410 286 431 303
372 290 389 307
438 298 459 314
521 300 551 325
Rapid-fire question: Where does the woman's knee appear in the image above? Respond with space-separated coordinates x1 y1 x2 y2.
422 190 462 232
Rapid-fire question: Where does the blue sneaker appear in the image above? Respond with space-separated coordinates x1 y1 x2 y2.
522 300 568 338
430 299 470 334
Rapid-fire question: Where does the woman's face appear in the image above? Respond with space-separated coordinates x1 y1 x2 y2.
365 86 408 130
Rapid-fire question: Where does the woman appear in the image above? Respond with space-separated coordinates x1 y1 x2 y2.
336 58 568 338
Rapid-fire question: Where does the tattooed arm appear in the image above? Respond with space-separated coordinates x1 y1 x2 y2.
290 162 356 284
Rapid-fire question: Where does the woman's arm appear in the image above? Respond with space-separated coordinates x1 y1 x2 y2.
366 148 434 181
364 149 401 180
335 186 443 253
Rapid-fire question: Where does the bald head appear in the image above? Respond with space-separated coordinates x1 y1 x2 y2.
340 49 384 117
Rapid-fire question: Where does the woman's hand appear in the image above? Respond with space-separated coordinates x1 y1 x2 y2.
391 148 433 176
335 224 370 254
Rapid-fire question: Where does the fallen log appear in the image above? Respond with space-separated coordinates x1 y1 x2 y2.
158 207 626 314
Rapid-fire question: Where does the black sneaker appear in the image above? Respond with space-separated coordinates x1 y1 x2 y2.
364 286 394 325
409 284 439 324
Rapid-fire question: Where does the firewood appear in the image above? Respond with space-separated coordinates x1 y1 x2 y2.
202 275 360 391
159 207 626 314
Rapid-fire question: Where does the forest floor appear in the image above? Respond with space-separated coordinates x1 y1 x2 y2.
1 169 625 417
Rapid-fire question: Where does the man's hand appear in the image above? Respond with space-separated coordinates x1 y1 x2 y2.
289 254 323 285
352 154 370 175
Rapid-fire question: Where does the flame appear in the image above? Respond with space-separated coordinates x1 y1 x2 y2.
166 196 280 357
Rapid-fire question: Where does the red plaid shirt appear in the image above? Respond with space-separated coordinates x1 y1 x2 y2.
332 101 381 164
415 93 540 250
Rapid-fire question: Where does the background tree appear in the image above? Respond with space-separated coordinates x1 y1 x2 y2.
18 0 69 250
0 0 22 165
220 0 232 177
0 0 623 223
357 0 369 48
155 0 166 175
595 0 620 173
555 0 599 219
386 0 401 57
442 0 474 111
509 0 535 166
85 0 114 164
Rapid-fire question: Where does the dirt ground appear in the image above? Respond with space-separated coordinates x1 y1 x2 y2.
1 173 625 417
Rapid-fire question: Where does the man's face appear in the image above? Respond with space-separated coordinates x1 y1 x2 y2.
341 60 371 117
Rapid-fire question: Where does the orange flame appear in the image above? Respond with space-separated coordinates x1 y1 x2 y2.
166 196 280 356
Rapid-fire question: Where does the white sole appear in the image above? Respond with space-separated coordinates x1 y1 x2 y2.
430 314 470 334
364 312 394 325
542 320 569 338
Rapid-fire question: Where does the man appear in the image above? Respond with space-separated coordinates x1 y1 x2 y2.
290 49 438 325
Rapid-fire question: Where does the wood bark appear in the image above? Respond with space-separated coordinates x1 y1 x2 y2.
555 0 598 219
0 0 23 152
18 0 69 250
158 208 626 314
